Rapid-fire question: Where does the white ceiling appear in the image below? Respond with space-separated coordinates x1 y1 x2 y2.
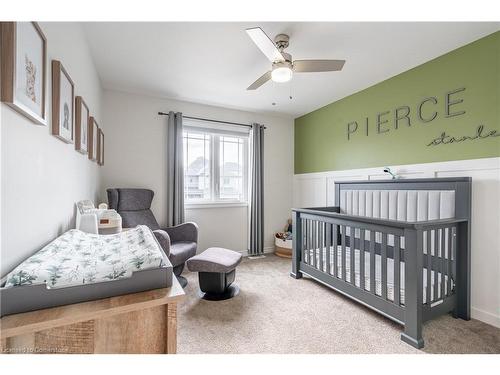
82 22 499 117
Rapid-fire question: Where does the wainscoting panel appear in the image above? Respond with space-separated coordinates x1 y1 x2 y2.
293 157 500 328
293 176 328 208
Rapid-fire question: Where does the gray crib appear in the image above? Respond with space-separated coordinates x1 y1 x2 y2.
291 178 471 349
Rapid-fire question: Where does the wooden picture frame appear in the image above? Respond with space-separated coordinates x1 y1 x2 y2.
88 116 99 161
97 128 104 166
0 22 47 125
75 96 90 154
51 60 74 143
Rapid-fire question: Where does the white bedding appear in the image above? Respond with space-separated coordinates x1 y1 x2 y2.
306 246 453 305
4 225 165 289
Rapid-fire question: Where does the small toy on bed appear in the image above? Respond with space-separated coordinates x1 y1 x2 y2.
76 200 122 235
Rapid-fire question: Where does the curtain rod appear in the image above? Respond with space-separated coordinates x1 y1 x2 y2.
157 111 266 129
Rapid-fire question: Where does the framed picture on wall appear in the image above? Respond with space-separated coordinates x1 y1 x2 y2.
88 116 99 161
51 60 74 143
75 96 89 153
97 128 104 166
0 22 47 125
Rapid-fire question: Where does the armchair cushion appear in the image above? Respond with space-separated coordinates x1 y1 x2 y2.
162 222 198 243
153 229 171 258
169 242 197 267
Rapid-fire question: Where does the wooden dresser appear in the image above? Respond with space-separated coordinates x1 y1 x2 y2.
0 278 185 354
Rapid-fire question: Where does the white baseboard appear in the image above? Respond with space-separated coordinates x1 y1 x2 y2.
263 246 274 254
471 308 500 328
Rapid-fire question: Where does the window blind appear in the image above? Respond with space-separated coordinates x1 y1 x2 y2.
183 118 250 137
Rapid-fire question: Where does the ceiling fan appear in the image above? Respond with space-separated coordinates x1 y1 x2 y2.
246 27 345 90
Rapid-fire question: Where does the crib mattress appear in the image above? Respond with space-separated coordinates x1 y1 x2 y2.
306 246 452 305
0 226 172 317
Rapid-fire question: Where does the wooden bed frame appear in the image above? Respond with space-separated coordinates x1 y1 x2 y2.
291 178 471 348
0 278 185 354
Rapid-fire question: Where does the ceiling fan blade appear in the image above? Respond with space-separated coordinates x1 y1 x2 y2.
247 71 272 90
293 59 346 72
246 27 285 62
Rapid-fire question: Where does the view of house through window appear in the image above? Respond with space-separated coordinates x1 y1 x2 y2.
183 120 249 204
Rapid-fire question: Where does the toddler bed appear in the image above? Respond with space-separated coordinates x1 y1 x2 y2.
0 225 173 317
291 178 471 348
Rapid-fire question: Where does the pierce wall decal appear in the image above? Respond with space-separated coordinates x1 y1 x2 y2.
346 87 466 140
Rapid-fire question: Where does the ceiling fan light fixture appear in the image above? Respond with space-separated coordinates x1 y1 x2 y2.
271 66 293 83
245 28 345 90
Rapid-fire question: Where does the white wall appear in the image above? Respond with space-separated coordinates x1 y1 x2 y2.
101 89 294 254
0 23 103 276
293 157 500 328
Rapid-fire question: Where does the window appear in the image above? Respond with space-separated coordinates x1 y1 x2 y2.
183 120 249 206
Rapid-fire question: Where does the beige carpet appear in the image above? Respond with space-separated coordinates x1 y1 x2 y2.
178 255 500 354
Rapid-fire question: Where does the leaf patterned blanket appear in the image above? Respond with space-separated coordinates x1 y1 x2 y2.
4 225 165 289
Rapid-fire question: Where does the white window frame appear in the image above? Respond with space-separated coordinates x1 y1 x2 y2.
183 120 249 209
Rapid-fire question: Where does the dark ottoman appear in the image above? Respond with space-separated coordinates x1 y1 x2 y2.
186 247 243 300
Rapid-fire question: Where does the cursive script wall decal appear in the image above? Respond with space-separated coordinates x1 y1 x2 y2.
427 125 499 146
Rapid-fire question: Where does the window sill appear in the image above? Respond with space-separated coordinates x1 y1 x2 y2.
185 201 248 209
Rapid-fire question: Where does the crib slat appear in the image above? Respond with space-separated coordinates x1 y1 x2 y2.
440 228 445 300
450 227 457 296
341 225 347 281
448 227 455 295
381 232 388 300
316 221 320 269
307 220 312 265
317 222 322 271
333 224 338 278
311 221 316 268
325 223 331 275
360 229 365 290
302 220 307 265
394 235 401 305
323 222 327 273
317 221 321 270
370 231 375 294
426 230 432 304
304 220 308 265
434 229 439 302
316 221 324 271
321 222 325 272
302 219 306 264
350 226 356 284
317 222 320 270
319 221 323 270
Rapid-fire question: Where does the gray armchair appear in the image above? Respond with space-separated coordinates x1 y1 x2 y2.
107 188 197 287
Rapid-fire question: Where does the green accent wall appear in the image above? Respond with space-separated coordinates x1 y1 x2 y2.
294 31 499 174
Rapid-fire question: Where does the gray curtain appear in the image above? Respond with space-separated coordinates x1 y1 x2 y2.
166 111 185 226
249 123 265 256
